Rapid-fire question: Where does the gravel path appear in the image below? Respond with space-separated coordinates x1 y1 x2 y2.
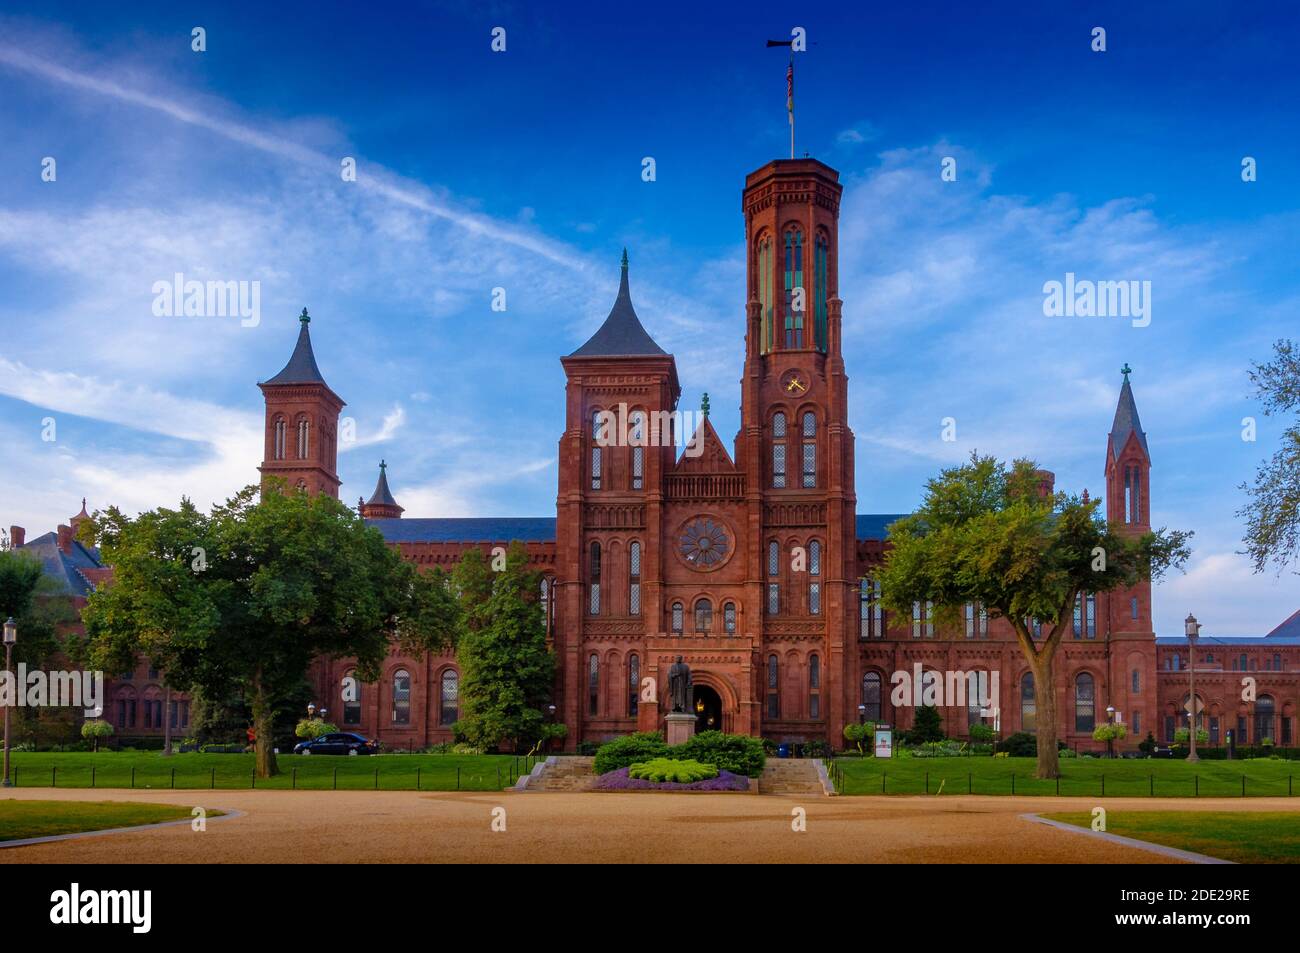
3 789 1292 863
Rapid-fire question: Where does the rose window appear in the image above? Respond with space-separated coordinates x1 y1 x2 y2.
679 518 730 568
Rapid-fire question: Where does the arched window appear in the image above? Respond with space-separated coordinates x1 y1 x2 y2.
114 687 137 729
757 233 775 354
771 413 787 488
801 412 816 487
767 654 780 719
1073 592 1096 638
1256 695 1276 743
671 602 683 635
809 653 821 719
860 577 883 638
967 671 987 729
723 601 736 636
1131 669 1140 694
392 669 411 725
1021 672 1036 732
439 670 459 726
630 411 645 490
808 539 821 615
628 653 640 717
813 232 829 352
965 602 987 639
591 411 603 490
297 416 310 459
589 541 601 615
1074 672 1095 733
629 541 641 615
1130 597 1139 620
767 540 780 614
588 653 599 716
342 669 361 725
694 598 713 634
783 226 804 348
142 687 162 729
862 671 882 722
273 416 286 460
1124 465 1142 523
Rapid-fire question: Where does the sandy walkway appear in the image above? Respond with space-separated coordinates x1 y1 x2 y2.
2 789 1293 863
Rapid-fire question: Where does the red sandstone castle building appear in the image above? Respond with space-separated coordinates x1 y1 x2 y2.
10 157 1297 751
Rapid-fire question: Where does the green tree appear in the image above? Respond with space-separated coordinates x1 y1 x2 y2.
0 549 77 670
909 705 944 743
453 542 556 752
1238 339 1300 574
83 483 459 777
80 717 113 752
878 454 1191 779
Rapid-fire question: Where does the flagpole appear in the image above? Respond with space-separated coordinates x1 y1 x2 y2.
789 52 795 158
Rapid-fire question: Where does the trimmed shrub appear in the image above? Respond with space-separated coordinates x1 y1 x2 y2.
673 731 766 777
629 758 718 784
995 732 1038 757
593 732 669 774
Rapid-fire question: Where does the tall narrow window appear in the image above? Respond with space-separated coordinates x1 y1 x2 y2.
590 411 603 490
808 539 821 615
772 413 787 487
912 600 933 638
297 417 310 459
343 670 361 725
273 417 286 460
1074 672 1095 733
767 540 780 615
671 602 683 635
1130 596 1139 620
392 669 410 725
630 411 645 490
809 653 821 719
1131 669 1140 694
439 670 458 726
724 602 736 636
767 654 780 719
802 412 817 487
1073 592 1096 638
1021 672 1036 732
1256 695 1276 742
861 577 883 638
862 671 882 722
783 227 804 348
588 653 599 716
694 598 713 634
814 232 829 352
628 653 640 717
540 577 551 637
629 541 641 615
589 542 601 615
757 233 775 354
965 602 987 639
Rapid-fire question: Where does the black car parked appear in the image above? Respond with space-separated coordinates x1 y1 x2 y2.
294 732 380 756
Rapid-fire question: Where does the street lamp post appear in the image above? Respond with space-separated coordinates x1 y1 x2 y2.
857 703 866 725
1105 706 1116 758
1185 613 1201 764
2 617 16 787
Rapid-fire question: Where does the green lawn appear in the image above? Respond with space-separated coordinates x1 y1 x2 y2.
831 755 1300 798
1043 810 1300 863
0 799 209 842
4 751 541 791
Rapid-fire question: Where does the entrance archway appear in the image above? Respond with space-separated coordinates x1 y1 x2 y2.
694 684 722 734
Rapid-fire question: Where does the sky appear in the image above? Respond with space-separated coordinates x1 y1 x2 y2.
0 1 1297 637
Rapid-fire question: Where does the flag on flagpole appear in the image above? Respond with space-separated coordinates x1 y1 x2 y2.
786 57 794 125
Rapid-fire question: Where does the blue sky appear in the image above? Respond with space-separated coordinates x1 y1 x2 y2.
1 1 1297 636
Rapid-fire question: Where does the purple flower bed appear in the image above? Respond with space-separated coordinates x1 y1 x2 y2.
592 767 750 792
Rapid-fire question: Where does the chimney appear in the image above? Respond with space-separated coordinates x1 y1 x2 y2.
57 524 73 554
8 525 23 548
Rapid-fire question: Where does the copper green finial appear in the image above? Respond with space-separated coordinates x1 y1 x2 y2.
701 392 710 418
379 459 387 471
1121 362 1131 380
300 307 310 324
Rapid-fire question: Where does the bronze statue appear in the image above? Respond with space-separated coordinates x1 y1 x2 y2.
667 655 693 714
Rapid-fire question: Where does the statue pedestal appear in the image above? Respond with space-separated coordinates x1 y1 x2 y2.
665 712 696 746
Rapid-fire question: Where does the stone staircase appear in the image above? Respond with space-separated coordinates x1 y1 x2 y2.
526 756 596 792
758 758 827 796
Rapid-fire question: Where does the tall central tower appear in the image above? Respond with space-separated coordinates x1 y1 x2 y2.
738 158 857 737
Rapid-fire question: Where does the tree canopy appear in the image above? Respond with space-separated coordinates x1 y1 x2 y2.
878 454 1191 778
1238 338 1300 574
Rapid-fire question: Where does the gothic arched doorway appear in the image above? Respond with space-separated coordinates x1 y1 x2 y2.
694 684 722 734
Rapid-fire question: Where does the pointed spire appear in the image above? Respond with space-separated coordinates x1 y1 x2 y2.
1109 364 1150 460
701 392 710 418
71 498 90 529
569 250 667 357
265 308 328 386
365 459 402 510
